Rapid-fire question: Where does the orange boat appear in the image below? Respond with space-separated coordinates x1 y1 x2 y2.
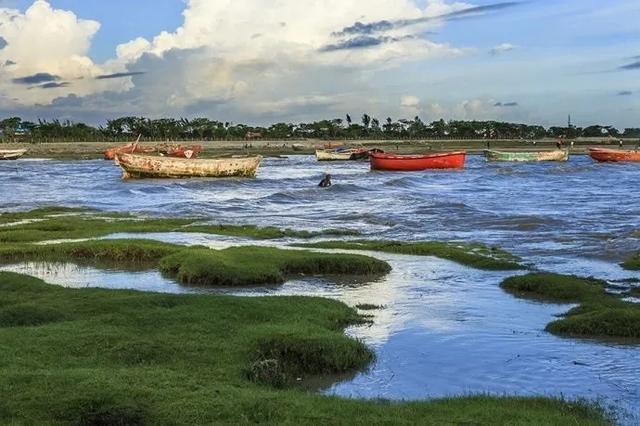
370 151 466 171
104 143 155 160
158 144 203 159
589 148 640 163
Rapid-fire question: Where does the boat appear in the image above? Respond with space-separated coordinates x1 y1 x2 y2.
589 148 640 163
104 143 155 160
157 144 203 159
370 151 466 171
0 149 27 160
484 150 569 162
316 147 369 161
116 153 262 179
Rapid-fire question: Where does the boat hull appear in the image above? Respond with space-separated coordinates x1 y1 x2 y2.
316 148 368 161
370 152 466 171
589 148 640 162
116 154 262 179
0 149 27 160
485 150 569 162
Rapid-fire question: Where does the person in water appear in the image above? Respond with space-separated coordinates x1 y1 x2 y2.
318 174 332 188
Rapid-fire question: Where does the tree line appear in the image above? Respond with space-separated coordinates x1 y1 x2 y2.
1 115 638 142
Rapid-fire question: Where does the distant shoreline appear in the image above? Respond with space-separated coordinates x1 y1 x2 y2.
1 138 636 159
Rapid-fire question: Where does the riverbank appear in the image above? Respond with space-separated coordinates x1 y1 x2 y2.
0 271 609 425
1 138 634 159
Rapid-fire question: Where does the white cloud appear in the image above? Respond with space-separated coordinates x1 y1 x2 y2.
401 95 421 108
489 43 515 55
0 0 479 120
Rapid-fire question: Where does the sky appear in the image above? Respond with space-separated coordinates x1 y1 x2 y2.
0 0 638 128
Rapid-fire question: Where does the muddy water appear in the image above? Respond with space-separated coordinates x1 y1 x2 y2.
2 156 640 423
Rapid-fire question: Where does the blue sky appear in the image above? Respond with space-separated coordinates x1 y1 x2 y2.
0 0 638 128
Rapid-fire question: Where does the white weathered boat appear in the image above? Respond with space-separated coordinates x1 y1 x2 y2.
116 153 262 179
315 148 368 161
0 149 27 160
484 149 569 162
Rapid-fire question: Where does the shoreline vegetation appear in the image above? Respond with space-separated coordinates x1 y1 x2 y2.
501 273 640 341
1 138 638 159
0 272 610 425
295 240 523 270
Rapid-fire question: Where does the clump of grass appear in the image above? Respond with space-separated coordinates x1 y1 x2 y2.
0 239 179 267
500 273 607 302
159 246 391 287
0 207 360 243
621 253 640 270
0 272 609 424
295 240 523 270
500 273 640 340
0 240 390 287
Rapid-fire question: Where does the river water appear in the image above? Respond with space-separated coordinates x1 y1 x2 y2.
1 155 639 423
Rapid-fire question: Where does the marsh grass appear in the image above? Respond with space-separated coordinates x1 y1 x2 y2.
295 240 523 270
621 253 640 271
0 272 609 425
501 273 640 340
0 207 359 243
0 239 391 287
159 246 391 286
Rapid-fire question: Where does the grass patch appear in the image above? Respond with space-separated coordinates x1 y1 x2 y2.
0 239 391 287
500 273 607 302
159 246 391 287
295 240 523 270
501 273 640 340
0 207 360 243
621 253 640 270
0 272 609 425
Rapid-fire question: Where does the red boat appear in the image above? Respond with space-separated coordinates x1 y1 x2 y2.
104 143 155 160
158 144 203 159
589 148 640 163
370 151 466 171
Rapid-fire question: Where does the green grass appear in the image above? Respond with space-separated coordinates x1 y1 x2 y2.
501 273 640 340
500 273 607 302
0 207 359 242
0 239 391 287
0 272 609 425
159 246 391 287
621 253 640 270
295 240 523 270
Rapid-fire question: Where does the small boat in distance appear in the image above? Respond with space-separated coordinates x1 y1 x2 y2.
116 153 262 179
157 144 203 159
370 151 466 171
104 142 155 160
0 149 27 160
316 147 369 161
485 150 569 162
589 148 640 163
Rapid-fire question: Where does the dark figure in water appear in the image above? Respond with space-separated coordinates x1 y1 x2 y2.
619 140 624 149
556 140 562 150
318 174 332 188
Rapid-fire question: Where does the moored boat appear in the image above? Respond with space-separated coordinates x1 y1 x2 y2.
316 147 369 161
157 144 203 159
104 143 155 160
116 153 262 179
0 149 27 160
484 149 569 162
589 148 640 163
370 151 466 171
